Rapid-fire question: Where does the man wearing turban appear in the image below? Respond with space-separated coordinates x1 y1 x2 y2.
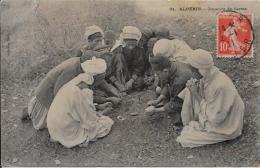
145 51 201 124
176 49 245 147
76 26 125 98
110 26 147 92
47 58 114 148
22 31 120 130
153 38 193 64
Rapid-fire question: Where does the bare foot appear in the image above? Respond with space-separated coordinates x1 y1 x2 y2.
107 97 122 106
99 106 113 115
79 141 89 148
96 102 113 111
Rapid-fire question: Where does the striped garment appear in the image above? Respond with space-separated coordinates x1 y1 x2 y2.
28 96 48 130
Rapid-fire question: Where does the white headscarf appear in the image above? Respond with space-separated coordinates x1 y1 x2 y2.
111 26 142 52
82 25 104 49
120 26 142 42
84 25 104 40
81 57 107 76
153 39 173 58
188 49 214 69
153 39 193 63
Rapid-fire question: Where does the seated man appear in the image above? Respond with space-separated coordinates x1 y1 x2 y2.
47 58 114 148
176 49 244 148
145 55 200 123
21 26 120 130
76 25 106 59
111 26 147 92
144 37 160 88
150 38 195 96
76 25 122 98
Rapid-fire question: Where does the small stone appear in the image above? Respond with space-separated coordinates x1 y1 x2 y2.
130 112 138 116
12 158 18 163
192 35 196 38
55 159 61 165
14 124 18 128
187 155 194 159
117 115 126 121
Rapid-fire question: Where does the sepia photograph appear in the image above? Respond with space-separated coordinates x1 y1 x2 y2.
1 0 260 167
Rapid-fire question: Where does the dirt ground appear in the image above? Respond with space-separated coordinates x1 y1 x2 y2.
1 73 260 166
1 1 260 167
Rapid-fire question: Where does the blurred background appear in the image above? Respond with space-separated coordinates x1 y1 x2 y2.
1 0 259 83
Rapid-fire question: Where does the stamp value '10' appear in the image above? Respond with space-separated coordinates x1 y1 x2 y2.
217 11 254 58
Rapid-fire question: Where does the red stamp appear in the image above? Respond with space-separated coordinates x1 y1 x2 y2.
217 11 254 58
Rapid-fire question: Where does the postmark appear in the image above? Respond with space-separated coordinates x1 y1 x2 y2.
217 11 254 58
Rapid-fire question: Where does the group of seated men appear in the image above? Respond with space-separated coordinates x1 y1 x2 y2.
21 25 245 148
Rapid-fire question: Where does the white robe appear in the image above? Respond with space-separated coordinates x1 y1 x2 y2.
47 73 114 148
177 67 244 148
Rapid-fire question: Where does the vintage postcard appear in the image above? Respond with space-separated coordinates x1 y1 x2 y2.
1 0 260 167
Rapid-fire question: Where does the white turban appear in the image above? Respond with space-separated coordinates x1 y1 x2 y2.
120 26 142 42
188 49 214 69
153 39 173 58
84 25 104 40
153 39 194 63
111 26 142 52
81 57 107 76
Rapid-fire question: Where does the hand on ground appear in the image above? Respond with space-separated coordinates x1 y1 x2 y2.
147 99 159 106
97 102 113 111
145 106 156 115
107 97 122 106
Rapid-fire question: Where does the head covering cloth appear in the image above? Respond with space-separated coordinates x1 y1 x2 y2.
81 57 107 76
111 26 142 52
84 25 104 40
153 39 174 61
188 49 214 69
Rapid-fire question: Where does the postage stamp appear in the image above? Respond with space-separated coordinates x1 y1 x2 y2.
217 11 254 58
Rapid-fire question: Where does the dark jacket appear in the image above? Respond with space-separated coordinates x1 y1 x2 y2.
160 61 199 112
122 46 146 78
35 57 83 109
